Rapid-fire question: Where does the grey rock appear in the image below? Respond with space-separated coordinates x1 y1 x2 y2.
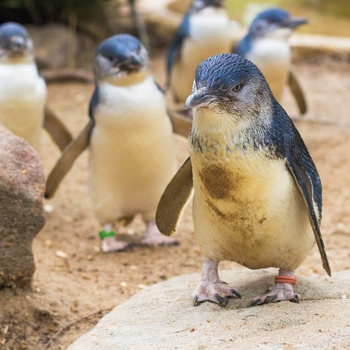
0 125 45 289
28 24 79 69
68 267 350 350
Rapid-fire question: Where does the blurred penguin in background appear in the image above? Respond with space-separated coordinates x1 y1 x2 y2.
45 34 179 252
167 0 232 107
235 8 308 115
0 22 46 151
0 22 72 153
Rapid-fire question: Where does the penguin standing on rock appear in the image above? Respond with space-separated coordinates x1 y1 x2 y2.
167 0 232 106
0 22 72 152
156 53 330 306
45 34 179 252
235 8 308 115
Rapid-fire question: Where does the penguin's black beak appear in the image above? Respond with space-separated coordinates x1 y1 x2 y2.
9 35 26 51
284 16 308 29
212 0 225 8
186 88 218 109
119 53 144 72
9 35 27 52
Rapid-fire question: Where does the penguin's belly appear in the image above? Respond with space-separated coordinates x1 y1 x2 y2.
247 39 291 101
171 12 231 103
89 84 176 224
0 64 46 151
191 151 314 271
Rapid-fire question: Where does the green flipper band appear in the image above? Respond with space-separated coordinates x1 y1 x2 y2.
99 230 116 240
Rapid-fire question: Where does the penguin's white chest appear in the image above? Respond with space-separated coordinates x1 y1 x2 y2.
89 78 176 224
247 38 291 100
186 9 231 58
0 63 46 150
190 147 314 271
171 9 231 103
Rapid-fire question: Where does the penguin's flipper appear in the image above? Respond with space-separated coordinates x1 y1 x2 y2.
166 13 190 88
286 158 331 276
44 106 73 151
45 119 94 199
168 109 192 139
288 70 307 115
156 157 193 236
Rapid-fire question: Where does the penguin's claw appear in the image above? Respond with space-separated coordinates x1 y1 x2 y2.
252 283 300 306
192 281 241 307
101 237 134 253
141 219 179 247
140 235 179 247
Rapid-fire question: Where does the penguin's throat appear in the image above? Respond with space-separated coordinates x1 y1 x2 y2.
0 51 34 65
189 108 271 155
103 69 149 87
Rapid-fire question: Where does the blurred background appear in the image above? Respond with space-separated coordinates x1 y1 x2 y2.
0 0 349 69
170 0 350 36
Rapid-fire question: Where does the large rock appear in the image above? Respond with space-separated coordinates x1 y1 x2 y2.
28 24 79 69
0 125 45 289
68 268 350 349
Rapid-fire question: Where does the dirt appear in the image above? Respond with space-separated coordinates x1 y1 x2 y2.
1 52 350 350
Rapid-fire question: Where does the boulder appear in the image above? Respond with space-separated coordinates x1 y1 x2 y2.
28 24 79 69
68 267 350 349
0 125 45 289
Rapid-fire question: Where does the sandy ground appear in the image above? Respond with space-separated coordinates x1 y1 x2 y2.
1 53 350 349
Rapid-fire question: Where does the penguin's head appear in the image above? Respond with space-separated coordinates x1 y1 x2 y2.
94 34 148 83
186 53 273 124
191 0 225 13
249 8 307 40
0 22 34 62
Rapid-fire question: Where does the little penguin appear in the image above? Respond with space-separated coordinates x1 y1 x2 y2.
45 34 180 252
156 53 331 306
235 8 308 115
0 22 72 152
167 0 232 106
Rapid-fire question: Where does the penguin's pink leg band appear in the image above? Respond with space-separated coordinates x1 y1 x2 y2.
274 275 297 285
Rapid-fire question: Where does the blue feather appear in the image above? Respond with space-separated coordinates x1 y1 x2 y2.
89 87 99 120
166 12 191 87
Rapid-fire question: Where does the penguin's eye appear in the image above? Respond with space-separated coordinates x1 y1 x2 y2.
231 83 243 93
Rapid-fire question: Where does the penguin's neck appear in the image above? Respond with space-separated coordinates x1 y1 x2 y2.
0 54 35 65
189 106 272 156
103 69 150 87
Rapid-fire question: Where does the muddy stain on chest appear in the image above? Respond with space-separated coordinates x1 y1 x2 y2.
198 162 267 230
199 164 245 200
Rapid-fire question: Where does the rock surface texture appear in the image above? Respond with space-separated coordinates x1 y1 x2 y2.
28 24 79 69
0 125 45 289
68 267 350 350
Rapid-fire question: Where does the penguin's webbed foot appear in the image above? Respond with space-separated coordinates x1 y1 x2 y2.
252 282 300 306
192 281 241 307
101 236 134 253
141 220 179 247
141 235 179 247
193 259 241 307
